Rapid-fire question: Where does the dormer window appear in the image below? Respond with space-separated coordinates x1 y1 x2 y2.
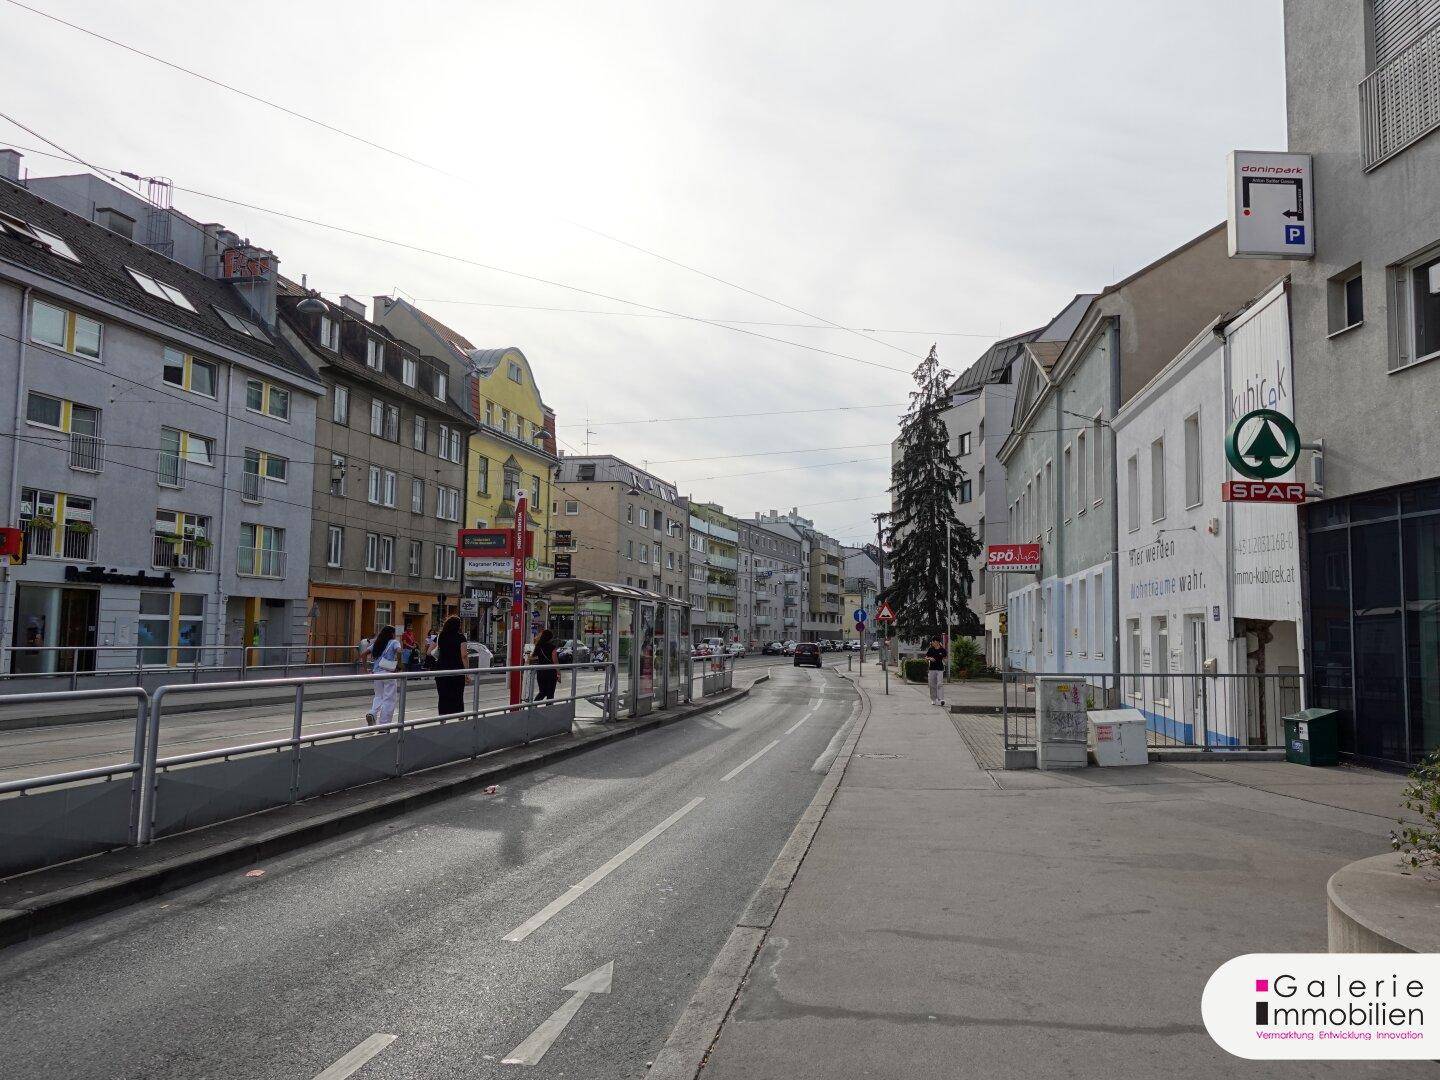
434 370 448 401
507 360 523 383
402 356 417 387
318 316 340 352
0 212 80 262
126 267 197 312
214 306 266 339
365 336 383 368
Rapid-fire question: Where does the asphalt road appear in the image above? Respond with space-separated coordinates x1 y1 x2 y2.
0 663 860 1080
0 654 791 781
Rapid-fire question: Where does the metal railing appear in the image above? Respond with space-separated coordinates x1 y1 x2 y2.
237 545 285 578
22 519 95 561
1000 671 1299 752
157 449 185 488
241 469 262 503
0 642 361 686
1360 20 1440 170
68 431 103 471
152 534 213 572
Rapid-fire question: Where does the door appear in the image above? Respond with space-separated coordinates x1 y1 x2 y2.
1184 613 1208 745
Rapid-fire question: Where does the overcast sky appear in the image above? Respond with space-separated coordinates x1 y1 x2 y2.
0 0 1286 545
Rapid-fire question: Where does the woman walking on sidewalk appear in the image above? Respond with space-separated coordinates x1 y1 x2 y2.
925 637 947 707
365 625 401 726
531 628 559 701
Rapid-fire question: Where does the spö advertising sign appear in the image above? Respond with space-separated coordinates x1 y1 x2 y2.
986 544 1041 573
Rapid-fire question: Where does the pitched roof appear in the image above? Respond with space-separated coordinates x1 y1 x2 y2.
0 179 317 384
948 328 1040 395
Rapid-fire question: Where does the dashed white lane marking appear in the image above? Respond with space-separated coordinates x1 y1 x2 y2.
785 700 821 735
812 719 854 773
720 740 781 782
310 1034 396 1080
503 798 705 942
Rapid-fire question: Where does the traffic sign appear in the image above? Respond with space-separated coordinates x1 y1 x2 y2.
875 601 896 623
853 608 868 623
854 620 866 633
986 544 1041 573
1225 409 1301 480
1222 481 1306 503
1227 151 1314 259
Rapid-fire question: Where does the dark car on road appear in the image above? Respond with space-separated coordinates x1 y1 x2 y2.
793 642 822 668
763 641 786 655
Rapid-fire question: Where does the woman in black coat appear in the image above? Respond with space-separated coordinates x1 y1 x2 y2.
532 629 560 701
435 616 468 717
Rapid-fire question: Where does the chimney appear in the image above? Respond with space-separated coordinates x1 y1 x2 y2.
340 295 367 318
373 294 394 319
0 150 19 183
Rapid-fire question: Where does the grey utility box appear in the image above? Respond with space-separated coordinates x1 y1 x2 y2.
1036 676 1089 770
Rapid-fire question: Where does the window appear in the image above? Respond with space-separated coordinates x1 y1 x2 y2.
450 428 463 463
412 477 425 514
1153 615 1170 681
161 349 217 397
507 360 523 383
501 408 511 435
370 399 384 436
25 391 62 430
408 539 422 577
137 592 205 665
0 212 79 261
977 466 985 496
30 299 101 359
577 463 596 481
160 426 214 470
329 454 346 496
485 401 495 428
1396 249 1440 368
959 478 973 504
1092 417 1103 505
1093 569 1105 657
639 543 650 565
476 455 489 496
384 404 399 441
564 500 579 515
365 533 394 574
368 465 382 504
126 267 196 311
1043 461 1052 537
1077 430 1088 511
433 545 458 580
215 306 265 339
638 507 649 529
1077 577 1089 656
437 486 461 521
412 416 427 451
1183 413 1202 508
326 525 343 567
530 475 541 507
1062 446 1073 521
239 524 285 577
244 448 288 482
402 356 418 387
1150 438 1166 522
625 539 634 560
365 532 380 571
332 384 349 425
434 370 447 401
364 336 382 368
245 379 289 421
1127 454 1140 532
383 470 397 508
437 424 450 460
957 431 971 456
1127 619 1142 693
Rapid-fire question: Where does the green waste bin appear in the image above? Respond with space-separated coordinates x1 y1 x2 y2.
1283 707 1339 766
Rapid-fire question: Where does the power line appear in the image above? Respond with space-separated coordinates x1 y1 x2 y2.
0 1 926 364
649 442 891 466
675 455 891 484
560 401 908 429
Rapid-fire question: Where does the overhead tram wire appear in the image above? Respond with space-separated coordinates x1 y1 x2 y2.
0 117 912 379
1 0 924 364
559 401 909 429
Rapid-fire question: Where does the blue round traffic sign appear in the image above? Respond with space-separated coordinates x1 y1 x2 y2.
853 608 868 623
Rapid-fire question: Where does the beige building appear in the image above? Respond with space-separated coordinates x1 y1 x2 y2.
555 455 688 599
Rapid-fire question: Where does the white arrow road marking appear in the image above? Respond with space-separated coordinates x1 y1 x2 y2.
721 739 781 781
503 800 703 942
502 962 614 1066
310 1034 396 1080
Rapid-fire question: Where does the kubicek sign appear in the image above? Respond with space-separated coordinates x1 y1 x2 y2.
1225 409 1301 481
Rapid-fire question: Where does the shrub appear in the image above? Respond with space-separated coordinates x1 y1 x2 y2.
950 637 983 678
1392 750 1440 876
902 657 929 683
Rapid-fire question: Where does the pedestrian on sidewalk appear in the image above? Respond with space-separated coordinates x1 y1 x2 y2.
434 616 468 716
531 628 559 701
365 625 401 726
925 637 947 707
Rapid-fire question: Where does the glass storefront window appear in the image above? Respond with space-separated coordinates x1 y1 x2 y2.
1404 516 1440 759
1307 527 1353 748
1351 521 1406 761
137 591 171 666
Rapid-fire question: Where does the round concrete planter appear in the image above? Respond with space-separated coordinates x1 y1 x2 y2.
1327 852 1440 953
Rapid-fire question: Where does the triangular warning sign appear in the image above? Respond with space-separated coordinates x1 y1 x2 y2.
876 601 896 622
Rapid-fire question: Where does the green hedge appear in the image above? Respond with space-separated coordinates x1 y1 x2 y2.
902 657 930 683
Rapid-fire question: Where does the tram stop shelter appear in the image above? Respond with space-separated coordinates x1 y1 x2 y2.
531 578 691 719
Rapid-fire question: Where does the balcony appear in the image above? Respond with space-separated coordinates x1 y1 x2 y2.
706 581 738 598
153 535 213 573
23 520 95 561
68 433 103 472
157 449 185 488
241 469 262 504
755 615 773 626
783 617 798 628
1360 22 1440 170
237 545 285 578
707 552 739 571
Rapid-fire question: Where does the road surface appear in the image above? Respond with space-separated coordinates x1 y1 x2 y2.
0 664 859 1080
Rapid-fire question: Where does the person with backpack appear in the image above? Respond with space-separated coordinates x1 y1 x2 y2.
365 625 402 726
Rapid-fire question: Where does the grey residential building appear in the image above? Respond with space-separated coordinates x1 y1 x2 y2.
0 163 321 672
739 518 803 646
753 508 844 642
1285 0 1440 764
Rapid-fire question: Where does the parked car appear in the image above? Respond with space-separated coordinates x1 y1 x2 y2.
762 641 786 655
782 640 797 655
793 642 822 668
557 639 591 664
846 640 862 650
725 643 746 657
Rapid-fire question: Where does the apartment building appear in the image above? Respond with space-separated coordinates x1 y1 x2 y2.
739 519 803 646
688 502 741 642
1284 0 1440 764
1001 225 1285 676
275 290 476 650
554 455 688 598
0 167 320 671
754 508 844 642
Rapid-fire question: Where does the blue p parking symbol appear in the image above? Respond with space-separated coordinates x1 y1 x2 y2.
1284 224 1306 245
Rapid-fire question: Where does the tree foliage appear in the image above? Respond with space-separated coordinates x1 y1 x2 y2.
884 345 982 642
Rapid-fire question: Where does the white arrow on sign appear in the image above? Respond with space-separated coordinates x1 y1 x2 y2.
502 961 613 1066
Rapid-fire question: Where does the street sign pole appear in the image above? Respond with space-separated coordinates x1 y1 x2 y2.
509 495 528 706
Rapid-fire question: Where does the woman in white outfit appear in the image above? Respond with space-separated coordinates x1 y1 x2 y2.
365 625 401 726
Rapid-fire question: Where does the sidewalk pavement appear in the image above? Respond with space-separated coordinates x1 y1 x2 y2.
696 667 1424 1080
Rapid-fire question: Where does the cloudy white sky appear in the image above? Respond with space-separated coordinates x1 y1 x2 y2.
0 0 1286 545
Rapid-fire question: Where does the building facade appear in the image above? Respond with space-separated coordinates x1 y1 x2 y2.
0 169 320 672
276 290 476 652
739 519 803 647
688 503 741 643
555 455 688 598
1284 0 1440 764
753 508 844 642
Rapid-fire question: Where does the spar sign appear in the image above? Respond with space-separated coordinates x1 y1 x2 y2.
987 544 1041 573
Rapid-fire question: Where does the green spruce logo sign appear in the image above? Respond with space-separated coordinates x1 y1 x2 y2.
1225 409 1301 480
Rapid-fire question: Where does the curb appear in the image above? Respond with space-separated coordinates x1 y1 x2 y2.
0 681 763 950
645 668 871 1080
